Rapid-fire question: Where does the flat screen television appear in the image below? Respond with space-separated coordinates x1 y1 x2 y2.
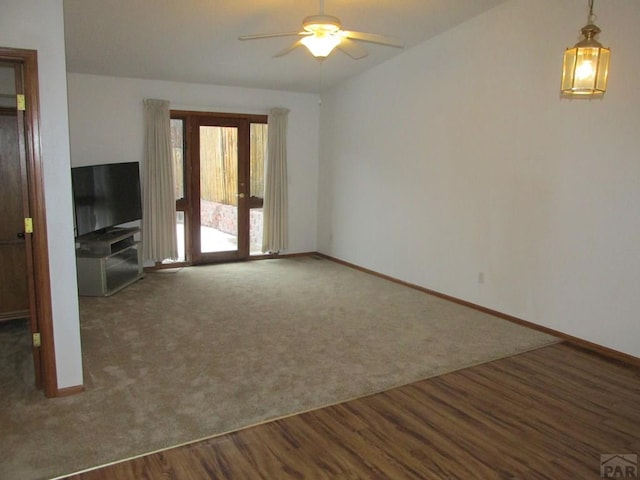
71 162 142 238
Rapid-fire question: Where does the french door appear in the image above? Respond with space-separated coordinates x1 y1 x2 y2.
170 112 267 265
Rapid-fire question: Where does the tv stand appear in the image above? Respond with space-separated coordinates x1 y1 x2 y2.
75 227 143 296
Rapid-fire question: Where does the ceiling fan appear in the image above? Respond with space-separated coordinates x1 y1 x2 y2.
238 0 404 60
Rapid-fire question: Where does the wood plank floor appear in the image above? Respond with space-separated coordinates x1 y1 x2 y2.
64 342 640 479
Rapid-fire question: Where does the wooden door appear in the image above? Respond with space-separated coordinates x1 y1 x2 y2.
191 117 250 263
0 109 29 320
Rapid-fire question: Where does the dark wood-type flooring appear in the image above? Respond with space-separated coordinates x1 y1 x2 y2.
65 342 640 479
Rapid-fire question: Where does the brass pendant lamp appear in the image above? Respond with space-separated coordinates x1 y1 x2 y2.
561 0 610 97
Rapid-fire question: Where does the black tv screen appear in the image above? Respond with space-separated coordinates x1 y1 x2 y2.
71 162 142 237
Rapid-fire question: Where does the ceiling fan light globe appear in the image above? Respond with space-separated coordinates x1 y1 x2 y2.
301 33 341 58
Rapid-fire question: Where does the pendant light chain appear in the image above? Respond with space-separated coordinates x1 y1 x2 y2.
588 0 596 25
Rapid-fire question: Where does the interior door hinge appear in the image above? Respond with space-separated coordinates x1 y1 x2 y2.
24 217 33 233
32 333 41 348
17 94 26 111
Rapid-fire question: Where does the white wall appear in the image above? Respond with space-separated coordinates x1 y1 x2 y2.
0 0 83 388
67 74 319 254
318 0 640 358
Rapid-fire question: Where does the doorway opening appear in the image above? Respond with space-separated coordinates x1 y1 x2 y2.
0 47 56 396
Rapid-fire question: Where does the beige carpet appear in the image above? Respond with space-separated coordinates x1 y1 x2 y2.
0 257 557 480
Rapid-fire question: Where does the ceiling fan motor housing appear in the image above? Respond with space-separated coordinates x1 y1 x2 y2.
302 15 342 34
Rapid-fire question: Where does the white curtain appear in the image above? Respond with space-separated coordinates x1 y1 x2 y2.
142 99 177 262
262 108 290 253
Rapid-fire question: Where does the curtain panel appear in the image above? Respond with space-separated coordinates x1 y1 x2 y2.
262 108 290 253
142 99 177 262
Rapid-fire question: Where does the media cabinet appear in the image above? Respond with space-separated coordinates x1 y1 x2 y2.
75 227 143 296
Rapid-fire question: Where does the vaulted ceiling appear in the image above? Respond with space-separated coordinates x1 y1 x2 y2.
63 0 506 93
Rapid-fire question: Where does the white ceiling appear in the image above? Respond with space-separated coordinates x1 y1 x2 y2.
63 0 507 94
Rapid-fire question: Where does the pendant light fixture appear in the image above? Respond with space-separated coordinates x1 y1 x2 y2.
300 15 343 58
561 0 610 97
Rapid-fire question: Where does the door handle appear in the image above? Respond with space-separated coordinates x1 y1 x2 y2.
17 232 25 239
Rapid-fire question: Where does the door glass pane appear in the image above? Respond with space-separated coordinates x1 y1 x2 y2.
200 126 238 253
170 119 185 201
167 118 186 263
250 123 267 255
175 211 185 262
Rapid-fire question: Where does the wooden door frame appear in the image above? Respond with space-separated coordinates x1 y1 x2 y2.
0 47 57 397
172 110 267 265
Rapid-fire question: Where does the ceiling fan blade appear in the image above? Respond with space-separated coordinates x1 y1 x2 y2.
274 39 304 57
336 38 368 59
239 32 304 41
342 31 404 48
